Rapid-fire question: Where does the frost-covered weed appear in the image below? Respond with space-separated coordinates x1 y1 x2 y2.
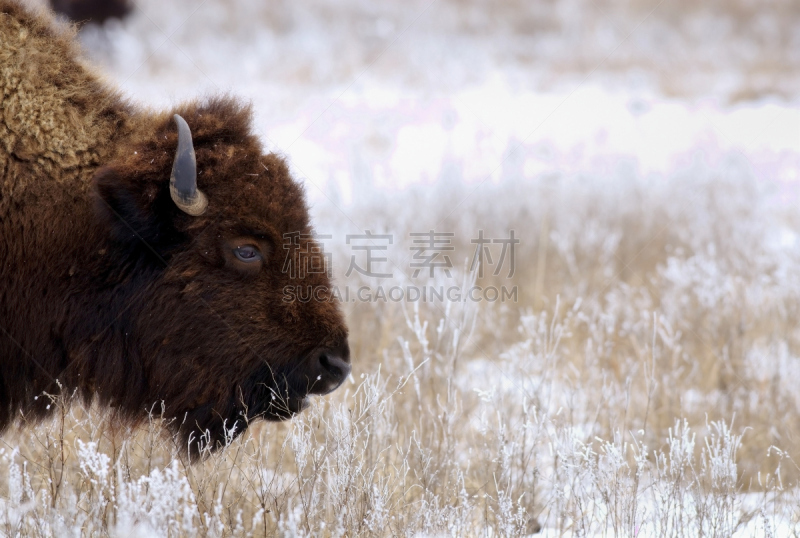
3 161 800 535
115 460 197 536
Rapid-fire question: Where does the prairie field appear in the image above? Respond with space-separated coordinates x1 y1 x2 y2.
3 0 800 536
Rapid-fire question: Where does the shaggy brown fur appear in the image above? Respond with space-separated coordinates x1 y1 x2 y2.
0 1 350 454
49 0 132 25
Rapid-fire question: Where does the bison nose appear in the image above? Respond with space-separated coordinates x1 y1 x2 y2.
306 344 351 395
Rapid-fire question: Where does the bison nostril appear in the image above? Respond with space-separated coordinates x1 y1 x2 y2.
319 353 351 383
307 347 351 395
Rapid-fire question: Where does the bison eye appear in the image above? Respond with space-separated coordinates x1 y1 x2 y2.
233 245 262 263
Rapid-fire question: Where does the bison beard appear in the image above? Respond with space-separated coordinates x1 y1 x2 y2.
0 2 350 456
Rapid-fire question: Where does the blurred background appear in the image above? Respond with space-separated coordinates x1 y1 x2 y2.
50 0 799 206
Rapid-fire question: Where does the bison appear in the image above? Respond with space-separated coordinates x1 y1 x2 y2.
0 1 350 453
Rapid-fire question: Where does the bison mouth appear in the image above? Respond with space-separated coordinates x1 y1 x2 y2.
261 393 311 422
246 345 351 422
174 381 310 458
243 369 316 423
175 344 349 456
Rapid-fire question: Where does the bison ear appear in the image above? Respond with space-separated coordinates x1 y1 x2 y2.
93 166 184 251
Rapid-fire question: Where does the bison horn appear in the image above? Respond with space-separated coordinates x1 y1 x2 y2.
170 114 208 216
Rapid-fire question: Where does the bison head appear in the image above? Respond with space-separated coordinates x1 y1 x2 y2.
88 98 349 453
